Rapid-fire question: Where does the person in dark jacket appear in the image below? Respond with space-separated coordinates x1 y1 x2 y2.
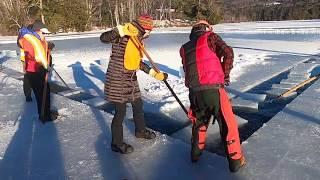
180 20 246 172
17 20 58 123
100 15 168 154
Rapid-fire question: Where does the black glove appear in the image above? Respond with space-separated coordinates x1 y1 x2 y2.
224 80 230 86
48 41 55 50
163 73 168 81
224 74 230 86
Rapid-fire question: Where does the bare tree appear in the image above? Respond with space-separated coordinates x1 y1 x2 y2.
114 0 119 25
40 0 45 23
128 0 135 22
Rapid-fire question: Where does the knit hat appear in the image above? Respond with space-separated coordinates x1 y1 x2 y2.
137 15 154 31
193 20 210 28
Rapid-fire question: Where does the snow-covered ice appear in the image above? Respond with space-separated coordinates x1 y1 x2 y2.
0 72 238 179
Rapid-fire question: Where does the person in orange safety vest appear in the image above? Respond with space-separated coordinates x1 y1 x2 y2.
17 20 58 123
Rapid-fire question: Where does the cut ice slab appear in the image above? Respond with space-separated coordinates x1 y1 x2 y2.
291 63 319 72
280 79 305 85
171 115 247 154
287 73 309 79
227 89 266 102
232 97 259 111
271 83 294 90
236 93 266 102
266 88 285 97
287 76 309 82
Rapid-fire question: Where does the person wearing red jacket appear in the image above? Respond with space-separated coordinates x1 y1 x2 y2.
17 20 57 123
180 20 246 172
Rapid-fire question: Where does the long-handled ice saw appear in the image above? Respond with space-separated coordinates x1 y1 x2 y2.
40 49 51 121
51 64 70 89
131 36 188 115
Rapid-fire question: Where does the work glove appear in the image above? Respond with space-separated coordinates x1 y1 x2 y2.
117 23 139 37
224 74 230 86
48 41 55 50
224 80 230 86
149 68 168 81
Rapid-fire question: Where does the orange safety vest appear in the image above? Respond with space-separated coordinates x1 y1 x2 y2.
20 34 49 70
20 48 26 62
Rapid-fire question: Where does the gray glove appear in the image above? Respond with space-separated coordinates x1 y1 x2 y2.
48 41 55 50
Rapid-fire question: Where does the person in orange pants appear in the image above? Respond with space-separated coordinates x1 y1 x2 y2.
180 20 246 172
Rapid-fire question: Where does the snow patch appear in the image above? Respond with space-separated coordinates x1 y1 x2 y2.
0 120 15 129
311 126 320 138
57 108 71 116
231 53 270 81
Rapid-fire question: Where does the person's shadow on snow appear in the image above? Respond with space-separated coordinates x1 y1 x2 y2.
0 102 66 179
89 63 105 82
68 61 103 96
91 106 135 178
0 55 11 69
68 61 134 177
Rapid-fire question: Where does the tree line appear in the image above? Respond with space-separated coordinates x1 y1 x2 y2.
0 0 319 35
223 0 320 22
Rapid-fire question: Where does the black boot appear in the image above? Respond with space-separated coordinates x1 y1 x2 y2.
135 129 156 139
39 111 59 124
48 110 59 121
39 115 46 124
191 142 202 163
191 124 203 163
228 155 246 172
26 96 32 102
111 143 134 154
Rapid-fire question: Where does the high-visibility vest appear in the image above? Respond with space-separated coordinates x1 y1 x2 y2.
22 34 49 69
20 48 25 62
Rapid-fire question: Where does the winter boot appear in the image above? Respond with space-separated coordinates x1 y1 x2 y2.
111 143 134 154
39 116 46 124
39 111 59 124
48 110 59 121
191 144 202 163
135 129 156 139
26 96 32 102
190 123 207 163
228 155 246 172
